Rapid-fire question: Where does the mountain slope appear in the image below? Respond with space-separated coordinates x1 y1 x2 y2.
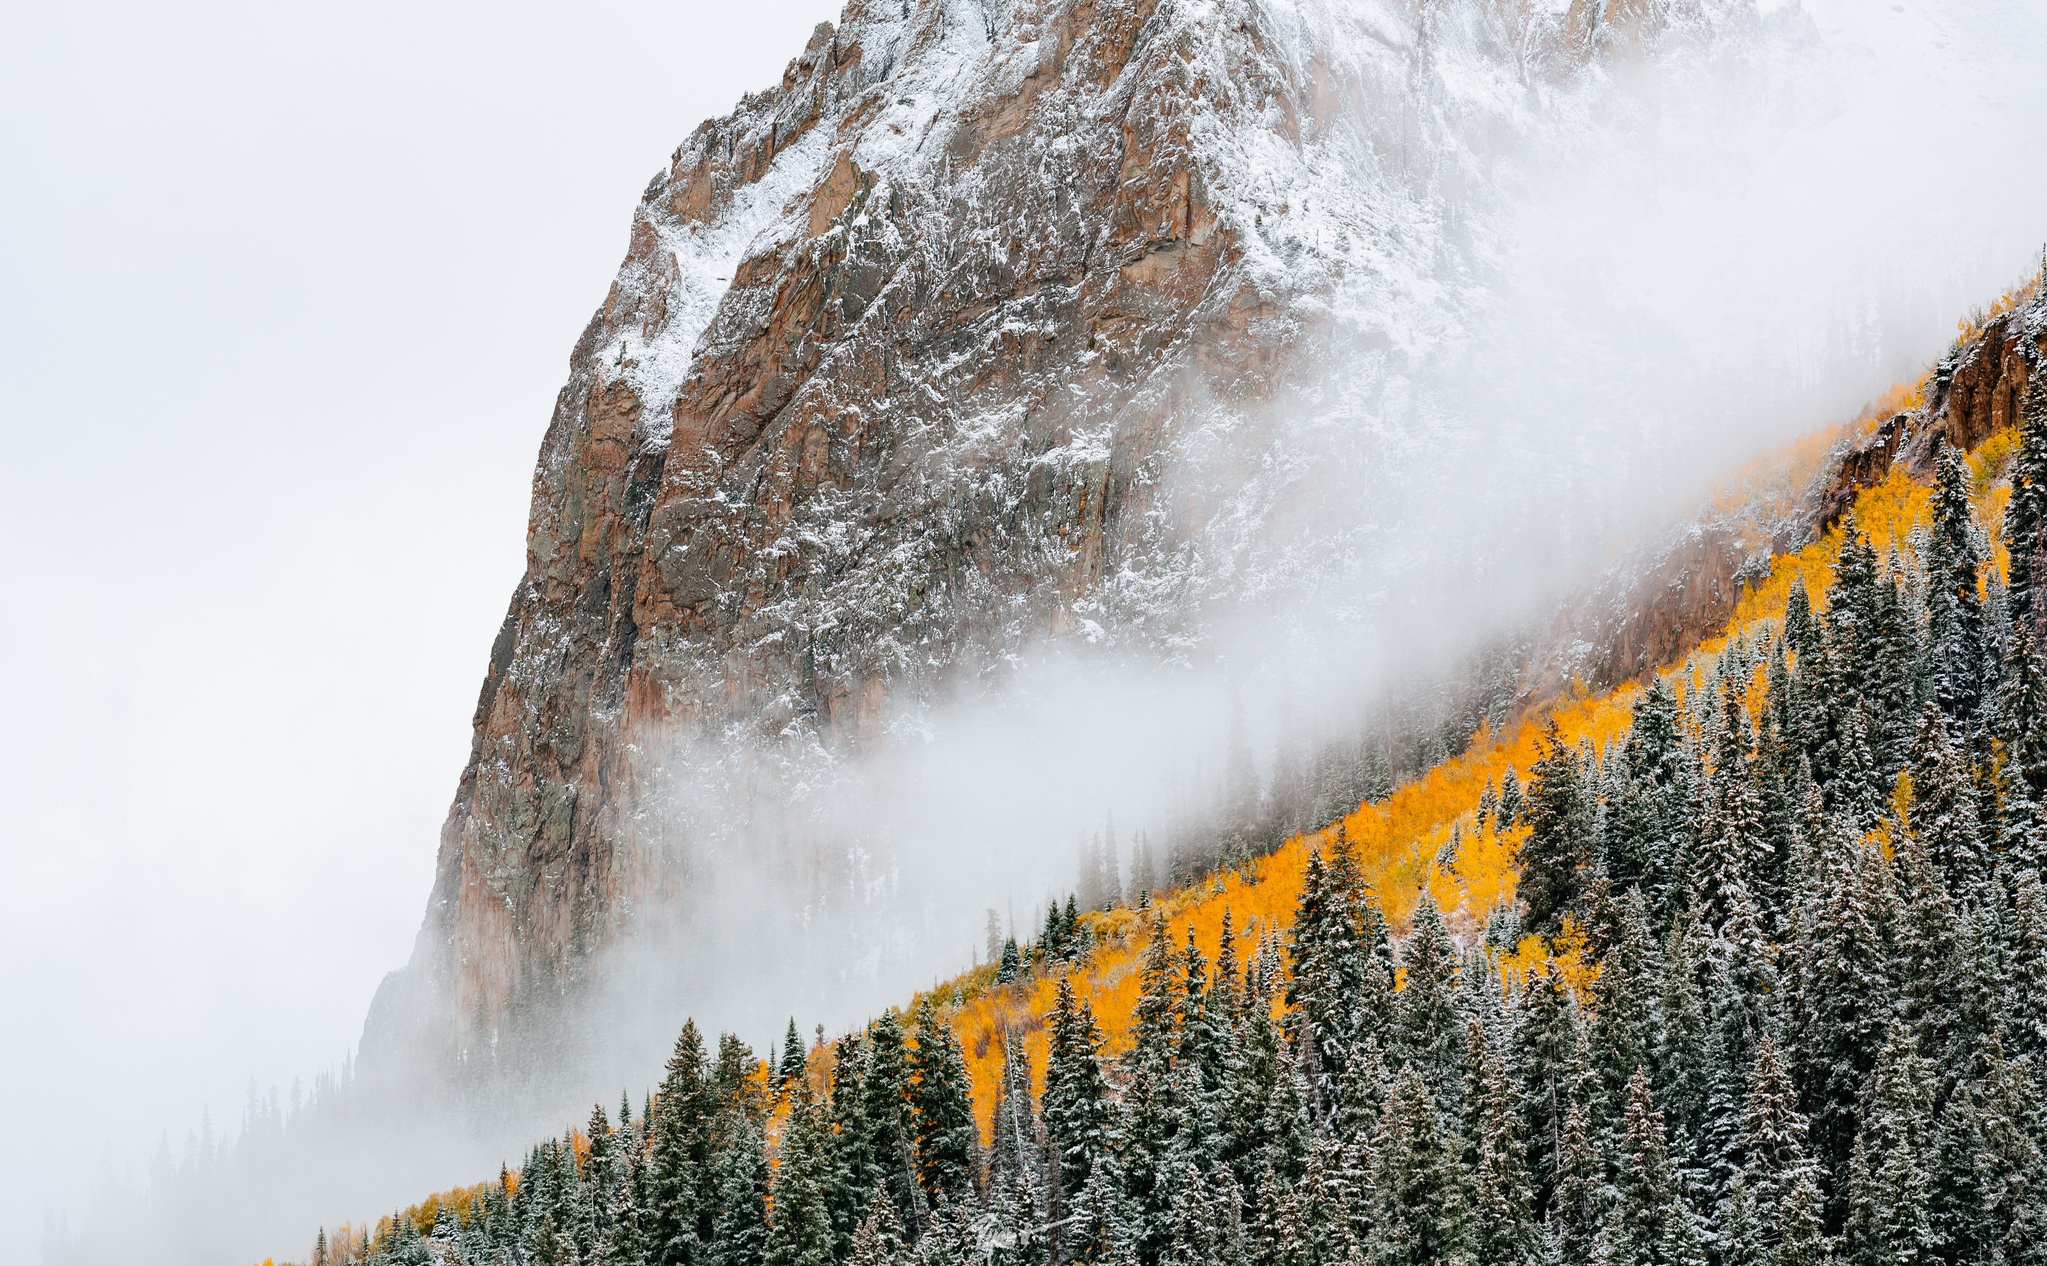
311 274 2047 1266
370 0 1768 1075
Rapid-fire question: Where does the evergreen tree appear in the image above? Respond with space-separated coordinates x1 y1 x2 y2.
988 1032 1050 1266
779 1019 808 1091
1607 1071 1704 1266
910 999 978 1205
1842 1026 1932 1266
1370 1064 1467 1266
1393 895 1462 1102
1520 723 1594 936
1549 1099 1603 1265
1592 892 1662 1122
765 1087 837 1266
1468 1022 1535 1266
648 1021 716 1266
860 1012 923 1234
1927 440 1989 723
1734 1037 1811 1216
847 1191 908 1266
1771 1169 1827 1266
710 1114 772 1266
2007 379 2047 631
1286 835 1392 1102
1045 976 1112 1229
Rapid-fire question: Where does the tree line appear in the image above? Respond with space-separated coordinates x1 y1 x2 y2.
326 402 2047 1266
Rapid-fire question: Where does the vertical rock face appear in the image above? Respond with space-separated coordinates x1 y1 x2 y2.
366 0 1770 1071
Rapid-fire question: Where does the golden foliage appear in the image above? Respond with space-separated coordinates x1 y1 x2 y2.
942 401 2018 1143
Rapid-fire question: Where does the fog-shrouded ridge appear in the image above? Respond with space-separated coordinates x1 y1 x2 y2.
557 0 2047 1090
45 0 2047 1261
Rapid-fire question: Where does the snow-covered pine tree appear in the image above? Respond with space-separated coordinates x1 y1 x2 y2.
910 1000 978 1206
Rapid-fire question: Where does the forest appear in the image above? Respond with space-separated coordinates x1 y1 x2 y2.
298 364 2047 1266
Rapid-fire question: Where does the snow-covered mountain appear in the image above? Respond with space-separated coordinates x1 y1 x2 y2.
363 0 1821 1089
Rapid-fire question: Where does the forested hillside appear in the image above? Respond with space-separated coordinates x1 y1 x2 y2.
297 283 2047 1266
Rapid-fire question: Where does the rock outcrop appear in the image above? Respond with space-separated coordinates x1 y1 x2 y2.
363 0 1791 1077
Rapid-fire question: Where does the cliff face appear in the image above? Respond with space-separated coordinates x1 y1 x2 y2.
367 0 1770 1069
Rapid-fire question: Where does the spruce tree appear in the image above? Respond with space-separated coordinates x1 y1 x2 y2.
1842 1025 1933 1266
1608 1071 1703 1266
649 1021 716 1266
910 999 977 1205
1519 723 1594 937
1771 1170 1827 1266
704 1114 771 1266
1393 895 1462 1103
847 1191 908 1266
765 1087 837 1266
1370 1064 1467 1266
1927 440 1989 723
861 1013 921 1233
1285 835 1392 1102
2007 379 2047 631
1468 1025 1535 1266
1045 976 1112 1222
1592 891 1662 1122
778 1019 808 1091
988 1032 1050 1266
1549 1099 1603 1264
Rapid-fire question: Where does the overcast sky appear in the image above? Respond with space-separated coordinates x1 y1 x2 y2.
0 0 838 1234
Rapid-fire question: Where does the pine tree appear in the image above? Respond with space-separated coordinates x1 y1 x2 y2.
1131 835 1158 905
1842 1025 1932 1266
699 1112 768 1266
1393 895 1462 1103
1549 1099 1603 1264
1927 439 1989 723
648 1021 716 1266
1514 961 1583 1214
1591 891 1662 1122
988 1031 1051 1266
910 999 977 1205
2007 378 2047 631
1608 1071 1703 1266
1718 1176 1768 1266
1285 835 1392 1102
1910 706 1987 894
860 1012 922 1234
847 1190 908 1266
1262 1138 1359 1266
1654 899 1713 1163
1370 1064 1467 1265
1792 839 1894 1200
765 1086 837 1266
1045 976 1112 1232
1771 1169 1827 1266
1735 1037 1811 1215
2005 620 2047 811
778 1019 808 1092
1519 723 1594 936
1468 1022 1535 1266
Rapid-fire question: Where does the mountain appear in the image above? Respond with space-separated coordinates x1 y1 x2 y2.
363 0 1782 1094
306 273 2047 1266
43 0 2047 1257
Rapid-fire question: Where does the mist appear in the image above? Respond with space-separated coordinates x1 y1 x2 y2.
587 0 2047 1061
13 0 2047 1261
0 0 843 1255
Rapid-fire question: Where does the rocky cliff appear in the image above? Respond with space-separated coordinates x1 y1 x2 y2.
364 0 1780 1079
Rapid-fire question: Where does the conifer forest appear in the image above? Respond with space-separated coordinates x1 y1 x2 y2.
311 373 2047 1266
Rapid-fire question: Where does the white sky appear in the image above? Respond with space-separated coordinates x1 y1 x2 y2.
0 0 839 1236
